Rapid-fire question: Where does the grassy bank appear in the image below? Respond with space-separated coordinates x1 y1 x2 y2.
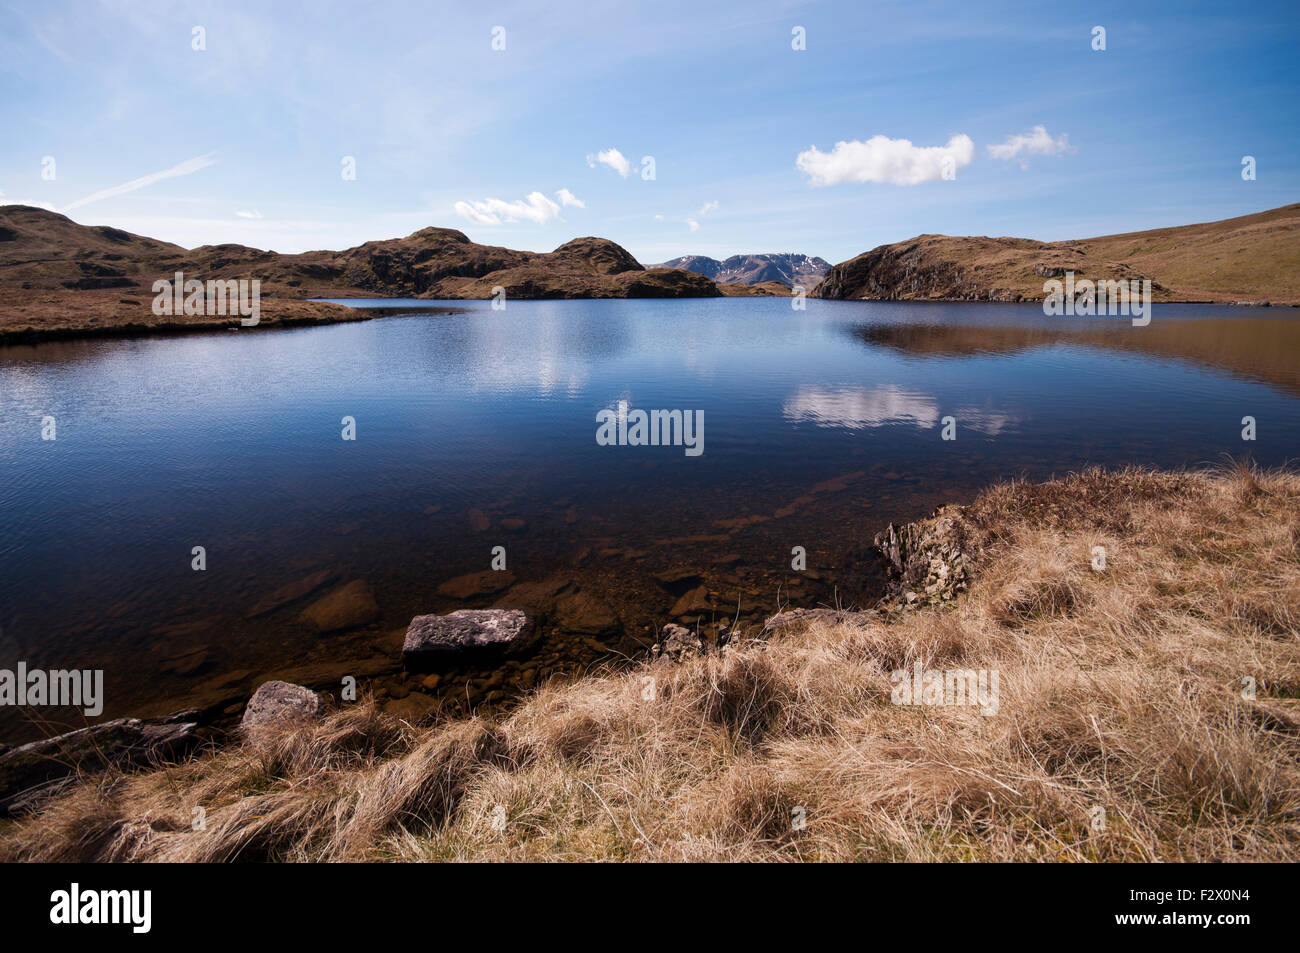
2 464 1297 862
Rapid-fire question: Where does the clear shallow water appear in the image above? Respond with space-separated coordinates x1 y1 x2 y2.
1 298 1297 737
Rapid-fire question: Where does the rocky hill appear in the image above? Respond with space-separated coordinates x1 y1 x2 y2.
814 204 1300 305
0 207 722 339
653 253 830 289
0 206 721 302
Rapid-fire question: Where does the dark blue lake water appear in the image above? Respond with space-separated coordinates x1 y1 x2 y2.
1 298 1296 735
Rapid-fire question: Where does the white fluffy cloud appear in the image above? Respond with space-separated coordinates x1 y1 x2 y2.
686 218 700 232
697 200 719 215
586 148 631 178
453 189 583 226
235 209 262 219
987 125 1073 167
796 134 974 186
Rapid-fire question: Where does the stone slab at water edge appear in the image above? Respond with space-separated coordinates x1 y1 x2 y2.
402 609 538 671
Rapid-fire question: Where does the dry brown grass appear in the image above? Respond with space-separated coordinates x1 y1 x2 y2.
3 464 1298 862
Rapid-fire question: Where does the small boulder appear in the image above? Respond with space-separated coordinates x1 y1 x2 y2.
240 680 323 734
402 609 537 671
298 579 380 632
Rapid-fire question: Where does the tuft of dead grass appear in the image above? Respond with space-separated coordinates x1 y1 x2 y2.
3 464 1298 862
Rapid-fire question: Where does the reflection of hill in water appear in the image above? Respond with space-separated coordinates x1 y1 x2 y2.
852 318 1300 397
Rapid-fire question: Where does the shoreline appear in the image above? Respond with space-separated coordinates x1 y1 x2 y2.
4 463 1296 860
3 290 1291 348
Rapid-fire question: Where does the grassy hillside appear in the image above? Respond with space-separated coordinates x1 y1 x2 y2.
3 464 1296 862
815 204 1300 305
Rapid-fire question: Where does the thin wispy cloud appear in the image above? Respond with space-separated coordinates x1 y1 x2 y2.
697 200 719 215
988 125 1074 168
63 153 218 211
235 209 263 219
586 148 631 178
453 189 583 226
796 134 974 186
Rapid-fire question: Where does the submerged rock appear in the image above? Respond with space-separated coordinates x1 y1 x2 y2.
436 570 515 600
298 579 380 632
245 569 337 618
553 589 621 636
240 680 323 734
402 609 537 671
383 692 439 722
670 585 712 618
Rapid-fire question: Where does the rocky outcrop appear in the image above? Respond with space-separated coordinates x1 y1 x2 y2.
873 504 972 610
649 623 703 663
0 715 200 815
240 680 323 735
402 609 537 671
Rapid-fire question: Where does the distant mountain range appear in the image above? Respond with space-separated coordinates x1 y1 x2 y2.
650 253 831 288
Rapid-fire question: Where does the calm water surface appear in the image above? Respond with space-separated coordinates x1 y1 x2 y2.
1 298 1297 737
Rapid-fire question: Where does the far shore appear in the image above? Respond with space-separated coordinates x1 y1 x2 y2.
0 289 466 345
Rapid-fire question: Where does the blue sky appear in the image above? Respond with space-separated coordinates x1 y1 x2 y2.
1 0 1297 264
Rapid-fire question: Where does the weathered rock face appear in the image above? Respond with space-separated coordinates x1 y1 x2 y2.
402 609 537 671
297 579 380 632
0 716 199 815
649 623 703 663
240 680 323 734
873 504 972 610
